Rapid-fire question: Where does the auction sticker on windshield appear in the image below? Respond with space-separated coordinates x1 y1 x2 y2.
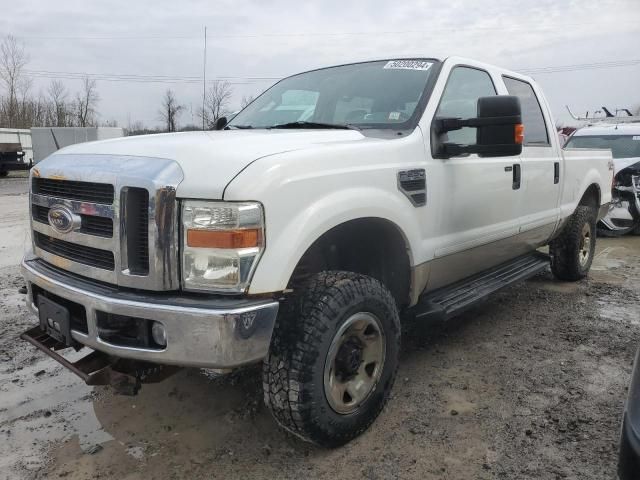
384 60 433 71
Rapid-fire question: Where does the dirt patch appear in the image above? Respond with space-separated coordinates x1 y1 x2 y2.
1 175 639 479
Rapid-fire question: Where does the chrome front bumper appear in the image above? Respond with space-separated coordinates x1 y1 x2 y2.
22 258 279 368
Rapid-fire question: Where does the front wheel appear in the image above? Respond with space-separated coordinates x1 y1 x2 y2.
550 205 597 281
263 271 400 447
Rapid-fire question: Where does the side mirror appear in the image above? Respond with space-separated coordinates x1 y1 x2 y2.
214 116 228 130
433 95 523 158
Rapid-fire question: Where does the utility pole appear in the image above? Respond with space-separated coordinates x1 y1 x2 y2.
202 26 207 130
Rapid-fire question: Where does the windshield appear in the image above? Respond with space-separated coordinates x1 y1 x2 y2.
228 59 438 130
565 134 640 159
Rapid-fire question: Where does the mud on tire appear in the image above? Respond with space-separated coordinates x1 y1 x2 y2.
263 271 400 447
550 205 597 281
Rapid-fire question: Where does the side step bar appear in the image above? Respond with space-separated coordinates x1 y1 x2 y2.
412 251 550 322
21 326 179 395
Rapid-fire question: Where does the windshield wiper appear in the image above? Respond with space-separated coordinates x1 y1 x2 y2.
226 124 254 129
268 121 360 131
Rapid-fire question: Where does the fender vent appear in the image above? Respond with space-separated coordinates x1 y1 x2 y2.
398 169 426 207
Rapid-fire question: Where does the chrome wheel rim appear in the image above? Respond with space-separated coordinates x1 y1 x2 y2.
579 223 591 267
323 312 386 415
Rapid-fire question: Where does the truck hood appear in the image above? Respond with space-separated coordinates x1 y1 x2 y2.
613 156 640 175
55 130 368 198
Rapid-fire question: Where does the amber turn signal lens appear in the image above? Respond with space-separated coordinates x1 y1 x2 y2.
186 229 261 249
515 124 525 144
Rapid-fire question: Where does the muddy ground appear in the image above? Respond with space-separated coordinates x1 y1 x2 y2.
1 171 639 480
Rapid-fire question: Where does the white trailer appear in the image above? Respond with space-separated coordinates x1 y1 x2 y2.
31 127 124 164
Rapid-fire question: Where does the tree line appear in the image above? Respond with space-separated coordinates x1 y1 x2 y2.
0 35 256 133
0 36 101 129
157 84 254 133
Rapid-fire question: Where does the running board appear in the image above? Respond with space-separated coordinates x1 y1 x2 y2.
413 252 549 321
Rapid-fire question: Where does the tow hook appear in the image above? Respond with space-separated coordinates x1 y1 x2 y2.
20 326 180 395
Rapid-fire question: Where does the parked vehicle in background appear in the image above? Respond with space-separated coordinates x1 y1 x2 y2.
20 56 613 446
564 123 640 236
619 347 640 479
0 128 33 176
31 127 124 164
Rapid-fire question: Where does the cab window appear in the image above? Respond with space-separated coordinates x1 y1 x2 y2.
435 66 497 146
503 77 549 145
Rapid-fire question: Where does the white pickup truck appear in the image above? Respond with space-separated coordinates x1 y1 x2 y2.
21 56 612 446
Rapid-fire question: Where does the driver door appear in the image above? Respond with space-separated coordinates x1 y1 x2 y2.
426 65 524 290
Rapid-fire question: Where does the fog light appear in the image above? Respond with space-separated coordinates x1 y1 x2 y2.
151 322 167 347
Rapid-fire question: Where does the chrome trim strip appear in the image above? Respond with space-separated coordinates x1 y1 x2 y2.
33 247 116 283
31 193 115 219
32 219 115 250
23 258 280 368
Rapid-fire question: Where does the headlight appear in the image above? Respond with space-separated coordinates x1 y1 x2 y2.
181 200 264 293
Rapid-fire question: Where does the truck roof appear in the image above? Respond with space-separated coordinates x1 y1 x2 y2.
296 56 537 86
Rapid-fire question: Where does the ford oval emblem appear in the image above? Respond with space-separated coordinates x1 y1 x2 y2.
47 205 80 234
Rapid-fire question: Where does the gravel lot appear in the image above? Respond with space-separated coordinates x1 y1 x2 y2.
1 172 639 480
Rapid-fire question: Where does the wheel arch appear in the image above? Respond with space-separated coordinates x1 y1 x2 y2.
285 217 413 308
578 182 601 211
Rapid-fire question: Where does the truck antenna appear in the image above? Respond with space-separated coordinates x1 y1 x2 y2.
202 26 207 131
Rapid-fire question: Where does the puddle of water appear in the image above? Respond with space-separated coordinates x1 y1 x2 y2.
0 352 113 475
597 300 640 326
536 282 582 294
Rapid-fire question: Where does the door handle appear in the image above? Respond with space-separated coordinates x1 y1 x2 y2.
512 164 521 190
554 162 560 184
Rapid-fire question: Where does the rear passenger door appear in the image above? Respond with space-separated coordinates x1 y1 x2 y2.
502 76 560 237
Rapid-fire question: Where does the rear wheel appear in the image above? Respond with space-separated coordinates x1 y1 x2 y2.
263 271 400 447
550 206 597 281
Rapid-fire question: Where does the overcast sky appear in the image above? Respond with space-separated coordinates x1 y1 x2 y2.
1 0 639 128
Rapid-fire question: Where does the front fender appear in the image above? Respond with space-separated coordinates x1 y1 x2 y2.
249 185 422 294
222 135 431 295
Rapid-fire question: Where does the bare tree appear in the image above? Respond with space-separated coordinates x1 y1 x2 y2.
200 81 233 128
74 77 100 127
159 89 185 132
240 94 255 109
48 80 70 126
127 120 147 135
0 35 29 127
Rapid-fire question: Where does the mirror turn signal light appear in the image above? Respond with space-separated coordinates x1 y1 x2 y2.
515 124 525 144
186 228 262 249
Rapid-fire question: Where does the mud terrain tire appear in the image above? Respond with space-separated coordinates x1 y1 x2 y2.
263 271 400 447
550 206 597 281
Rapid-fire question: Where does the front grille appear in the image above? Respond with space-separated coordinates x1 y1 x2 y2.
34 232 115 270
123 188 149 274
30 156 180 290
33 178 115 204
81 215 114 237
32 204 113 237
